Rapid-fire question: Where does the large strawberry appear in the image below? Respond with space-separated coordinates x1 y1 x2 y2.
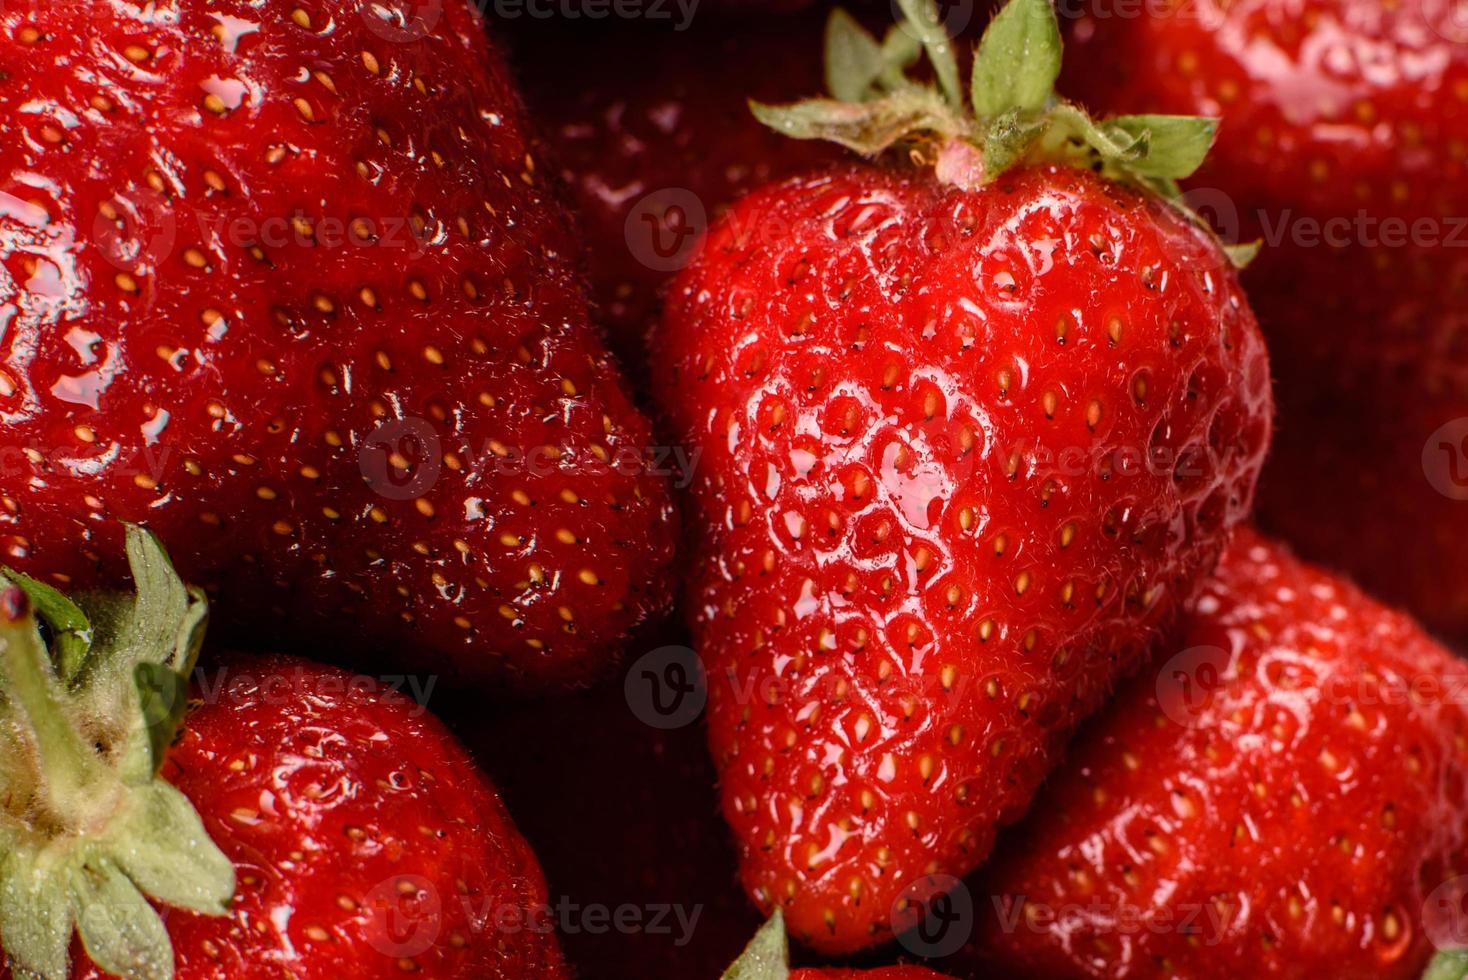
652 0 1272 955
504 14 842 366
0 526 566 978
1060 0 1468 637
967 529 1468 978
0 0 677 694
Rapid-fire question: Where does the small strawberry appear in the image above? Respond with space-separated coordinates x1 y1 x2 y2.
1060 0 1468 637
505 15 843 365
968 529 1468 978
0 0 677 694
653 0 1272 955
0 526 566 979
724 912 955 979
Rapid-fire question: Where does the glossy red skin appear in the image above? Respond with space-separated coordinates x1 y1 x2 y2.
653 164 1272 954
967 530 1468 978
504 15 841 367
0 2 677 694
46 653 566 979
1062 0 1468 636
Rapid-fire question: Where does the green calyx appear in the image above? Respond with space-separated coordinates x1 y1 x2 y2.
1426 950 1468 980
721 911 792 980
753 0 1252 267
0 527 232 980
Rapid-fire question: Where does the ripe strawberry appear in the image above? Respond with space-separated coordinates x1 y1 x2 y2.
1060 0 1468 637
725 912 955 978
0 526 565 979
504 15 842 364
652 0 1272 955
0 0 677 694
967 529 1468 978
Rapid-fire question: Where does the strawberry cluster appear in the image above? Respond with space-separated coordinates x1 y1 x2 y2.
0 1 1466 979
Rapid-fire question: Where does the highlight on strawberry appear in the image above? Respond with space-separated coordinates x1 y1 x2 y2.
653 0 1271 956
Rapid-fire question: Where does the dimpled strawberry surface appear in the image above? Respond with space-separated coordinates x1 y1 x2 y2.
0 0 677 695
655 161 1272 953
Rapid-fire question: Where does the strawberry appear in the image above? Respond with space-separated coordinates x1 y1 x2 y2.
0 526 566 979
652 0 1272 955
724 912 955 979
0 0 678 694
504 14 842 365
1060 0 1468 637
967 529 1468 978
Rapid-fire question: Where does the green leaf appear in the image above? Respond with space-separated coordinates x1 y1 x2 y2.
752 89 964 156
134 663 188 775
1107 114 1218 179
107 782 234 917
1425 949 1468 980
825 9 885 101
70 527 208 782
721 912 789 980
0 848 74 980
893 0 963 111
70 857 175 980
971 0 1062 119
1224 240 1262 268
878 25 923 87
0 571 93 684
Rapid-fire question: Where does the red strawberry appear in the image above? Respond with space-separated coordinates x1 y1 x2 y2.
0 0 677 694
967 529 1468 979
1061 0 1468 637
652 0 1271 955
0 526 565 978
504 15 842 364
725 912 956 978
